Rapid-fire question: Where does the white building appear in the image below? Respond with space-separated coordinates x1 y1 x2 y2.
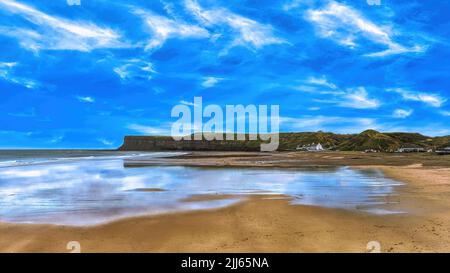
297 143 324 152
437 147 450 155
397 147 426 153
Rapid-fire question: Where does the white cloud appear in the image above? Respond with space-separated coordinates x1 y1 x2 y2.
202 76 223 88
98 138 114 146
281 115 377 133
0 61 37 88
305 1 425 57
339 87 380 109
128 124 169 135
294 84 344 95
283 0 309 11
374 124 450 137
294 75 344 95
0 130 35 137
307 76 337 89
388 88 446 107
113 58 155 81
133 8 209 50
76 96 95 103
0 0 126 51
439 111 450 117
295 76 380 109
185 0 285 49
0 62 16 69
161 0 176 17
393 109 413 118
308 107 320 111
49 136 63 144
179 100 197 107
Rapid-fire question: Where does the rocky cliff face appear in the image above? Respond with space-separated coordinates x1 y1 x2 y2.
118 136 262 151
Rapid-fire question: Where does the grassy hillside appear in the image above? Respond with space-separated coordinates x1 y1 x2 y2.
338 130 401 152
433 136 450 148
278 132 351 150
120 130 450 152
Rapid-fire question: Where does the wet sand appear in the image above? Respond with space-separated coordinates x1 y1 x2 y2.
180 194 241 202
132 188 167 192
124 151 450 168
1 152 450 253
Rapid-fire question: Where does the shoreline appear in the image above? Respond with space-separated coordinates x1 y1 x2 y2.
1 152 450 253
125 151 450 168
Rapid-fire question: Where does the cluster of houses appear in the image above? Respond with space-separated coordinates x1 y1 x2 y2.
396 147 431 153
396 147 450 154
437 147 450 155
294 143 450 155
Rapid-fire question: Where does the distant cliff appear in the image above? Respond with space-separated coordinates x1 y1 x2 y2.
118 130 450 152
118 135 262 151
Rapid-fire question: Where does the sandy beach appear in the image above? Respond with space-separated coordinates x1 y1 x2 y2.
1 152 450 253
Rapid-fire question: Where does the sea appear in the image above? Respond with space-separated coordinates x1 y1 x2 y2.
0 150 404 226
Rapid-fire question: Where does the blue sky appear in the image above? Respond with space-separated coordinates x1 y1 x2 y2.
0 0 449 148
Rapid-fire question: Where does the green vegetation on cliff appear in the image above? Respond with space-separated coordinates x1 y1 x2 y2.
119 130 450 152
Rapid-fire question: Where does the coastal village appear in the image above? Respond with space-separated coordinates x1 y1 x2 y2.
295 143 450 154
287 130 450 154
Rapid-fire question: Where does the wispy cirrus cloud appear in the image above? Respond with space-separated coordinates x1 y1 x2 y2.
49 135 64 144
305 1 426 57
185 0 285 50
98 138 114 146
307 76 337 90
113 58 156 82
0 0 127 51
294 85 344 95
133 7 209 50
295 77 380 109
179 100 198 107
440 111 450 117
339 87 380 109
281 115 378 133
76 96 95 103
128 124 170 135
393 109 413 119
283 0 309 11
202 76 223 88
0 61 38 88
388 88 446 107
